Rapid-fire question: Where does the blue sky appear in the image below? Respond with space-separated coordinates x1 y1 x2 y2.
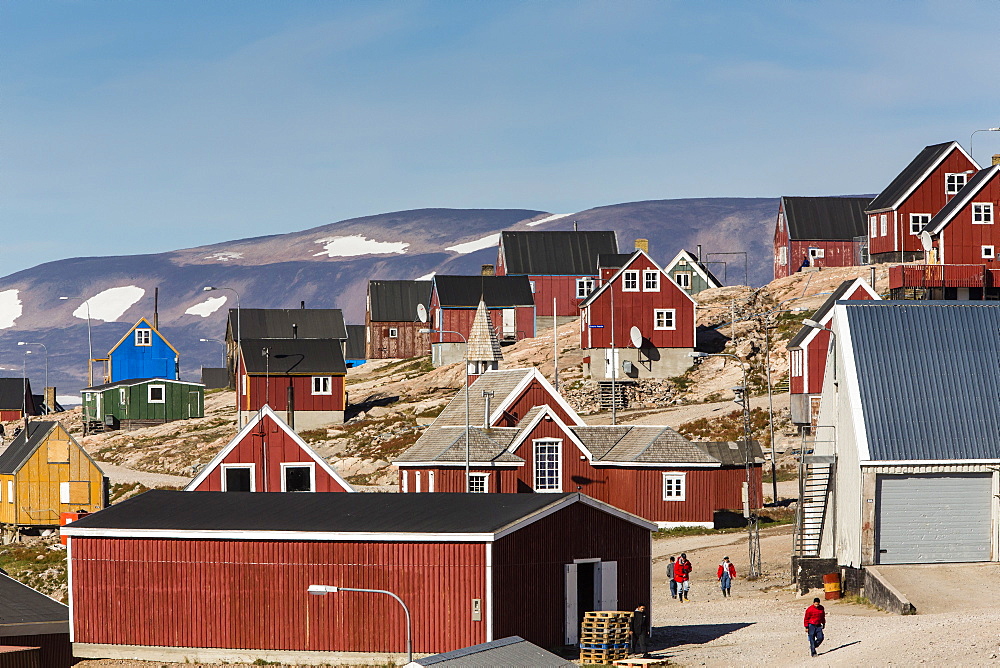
3 0 1000 274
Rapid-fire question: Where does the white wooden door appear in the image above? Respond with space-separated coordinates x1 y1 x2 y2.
502 309 515 339
597 560 618 611
564 563 578 644
605 349 619 379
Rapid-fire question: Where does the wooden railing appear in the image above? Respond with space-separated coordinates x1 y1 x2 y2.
888 264 987 289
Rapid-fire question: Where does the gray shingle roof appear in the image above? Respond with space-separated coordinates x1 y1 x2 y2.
585 426 718 463
466 301 503 362
433 369 536 427
699 441 765 466
408 635 575 667
395 427 522 463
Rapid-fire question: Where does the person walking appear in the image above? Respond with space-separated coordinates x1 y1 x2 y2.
667 556 677 599
717 556 736 597
804 597 826 656
674 553 692 602
630 604 651 658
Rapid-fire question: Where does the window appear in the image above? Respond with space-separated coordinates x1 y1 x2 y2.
119 388 126 404
983 246 995 259
428 470 435 492
880 214 887 237
643 271 660 291
533 440 562 491
469 473 490 493
222 464 254 492
281 463 314 492
654 309 676 330
415 470 422 493
973 203 994 225
946 172 968 195
662 473 686 501
388 327 399 338
7 481 12 503
576 278 595 299
778 246 788 266
910 213 931 235
60 481 90 505
135 329 152 346
312 376 332 395
147 385 165 403
808 247 825 260
791 349 803 377
529 281 536 294
622 271 639 291
869 215 878 238
674 272 692 289
401 470 409 493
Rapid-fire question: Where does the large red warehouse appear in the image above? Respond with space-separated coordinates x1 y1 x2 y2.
64 490 653 664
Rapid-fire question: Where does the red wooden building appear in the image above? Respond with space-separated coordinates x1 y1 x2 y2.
64 490 654 662
579 249 696 380
786 278 880 425
0 571 72 668
495 231 619 321
772 196 871 279
185 405 354 493
429 275 535 367
236 338 346 430
366 280 432 359
0 378 40 422
866 141 979 264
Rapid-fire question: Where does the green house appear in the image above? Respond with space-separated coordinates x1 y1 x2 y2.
81 378 204 433
664 249 724 295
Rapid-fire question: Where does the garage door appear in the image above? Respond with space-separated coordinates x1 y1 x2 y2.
876 474 992 564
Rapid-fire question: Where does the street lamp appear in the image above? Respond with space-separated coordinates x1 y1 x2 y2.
203 286 242 427
307 584 412 664
59 296 94 387
802 318 837 381
200 338 226 368
17 343 47 414
970 127 1000 163
419 327 471 492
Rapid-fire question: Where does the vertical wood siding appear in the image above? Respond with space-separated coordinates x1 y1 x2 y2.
245 375 345 412
494 379 576 426
0 410 23 421
788 240 859 273
365 321 430 359
938 173 1000 264
0 634 71 668
71 538 487 654
525 276 588 317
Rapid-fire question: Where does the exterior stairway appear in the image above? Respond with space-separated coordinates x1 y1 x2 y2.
795 456 834 557
598 381 630 411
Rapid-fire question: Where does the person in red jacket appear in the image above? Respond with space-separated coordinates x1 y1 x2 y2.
673 553 692 602
804 597 826 656
717 556 736 597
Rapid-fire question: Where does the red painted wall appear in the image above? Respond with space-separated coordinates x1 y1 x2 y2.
523 276 589 318
429 293 536 344
495 380 576 427
788 240 859 273
774 204 791 279
0 410 23 421
238 356 345 413
937 172 1000 265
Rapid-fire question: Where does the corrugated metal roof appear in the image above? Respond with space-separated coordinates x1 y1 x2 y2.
500 231 618 275
0 421 55 475
0 572 68 627
782 196 871 240
409 636 575 667
229 309 347 340
433 275 534 307
926 165 1000 235
867 142 959 212
846 301 1000 461
239 338 346 374
368 280 432 322
597 253 634 270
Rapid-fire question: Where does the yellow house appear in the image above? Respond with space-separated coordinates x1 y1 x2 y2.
0 421 105 526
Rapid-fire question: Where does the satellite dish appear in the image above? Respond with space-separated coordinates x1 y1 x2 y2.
919 230 933 253
629 326 643 349
416 304 428 323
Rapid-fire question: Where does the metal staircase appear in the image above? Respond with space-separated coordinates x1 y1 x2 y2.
795 455 835 558
772 375 790 394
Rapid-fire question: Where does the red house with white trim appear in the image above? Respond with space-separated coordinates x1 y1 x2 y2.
579 249 696 380
185 404 354 493
773 197 871 279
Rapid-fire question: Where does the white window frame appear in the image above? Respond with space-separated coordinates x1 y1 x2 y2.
147 384 165 404
946 172 968 195
674 272 692 289
622 271 640 292
401 470 409 493
280 462 316 492
60 482 71 504
135 329 152 346
533 439 562 492
983 245 995 259
312 376 332 395
808 247 825 260
653 309 676 330
791 349 803 377
428 470 435 492
388 327 399 338
119 388 126 404
869 215 878 238
529 281 536 294
415 470 422 493
662 472 686 501
778 246 788 266
973 203 994 225
7 480 13 503
576 278 594 299
221 463 256 492
643 270 660 292
469 472 490 493
880 214 887 237
910 213 931 235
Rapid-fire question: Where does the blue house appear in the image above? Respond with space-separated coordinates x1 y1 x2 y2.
105 318 179 383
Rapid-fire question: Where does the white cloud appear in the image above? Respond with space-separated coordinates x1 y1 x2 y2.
0 290 23 329
526 213 572 227
313 235 409 257
74 286 146 322
445 233 500 254
204 251 244 262
185 295 228 318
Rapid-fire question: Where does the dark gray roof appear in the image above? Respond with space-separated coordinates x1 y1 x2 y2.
0 421 55 475
500 231 618 275
345 324 366 360
229 308 347 340
368 280 432 322
926 165 1000 235
433 275 534 307
84 377 204 391
867 142 963 212
597 253 634 271
0 378 36 413
201 367 230 389
0 572 68 628
66 489 590 533
845 301 1000 461
781 196 871 240
240 338 346 374
410 636 575 667
787 279 873 349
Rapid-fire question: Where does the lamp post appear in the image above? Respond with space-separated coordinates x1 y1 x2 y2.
419 327 471 491
802 318 837 381
970 127 1000 163
199 338 227 369
204 286 242 426
17 342 47 414
59 296 94 387
308 584 412 664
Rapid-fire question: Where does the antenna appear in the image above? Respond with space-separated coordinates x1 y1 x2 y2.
629 326 643 349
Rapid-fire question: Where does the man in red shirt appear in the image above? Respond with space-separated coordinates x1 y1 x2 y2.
674 553 692 602
803 597 826 656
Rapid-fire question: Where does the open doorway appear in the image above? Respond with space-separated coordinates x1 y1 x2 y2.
564 559 618 645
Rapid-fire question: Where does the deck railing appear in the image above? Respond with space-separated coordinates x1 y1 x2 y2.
888 264 987 289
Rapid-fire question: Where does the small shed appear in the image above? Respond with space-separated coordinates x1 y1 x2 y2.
81 378 204 433
0 572 72 667
345 324 367 367
366 280 432 360
772 196 871 279
225 307 348 378
0 421 105 527
104 318 180 383
65 490 654 664
0 379 40 422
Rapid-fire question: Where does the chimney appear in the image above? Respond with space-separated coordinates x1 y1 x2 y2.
696 244 702 262
483 390 494 428
481 264 495 276
635 239 649 254
153 287 159 330
300 300 305 309
573 220 579 232
993 154 1000 166
45 387 56 415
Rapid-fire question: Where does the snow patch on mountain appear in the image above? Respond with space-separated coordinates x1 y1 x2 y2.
446 233 501 254
0 289 22 329
527 213 572 227
205 251 244 262
185 295 228 318
415 271 436 281
314 235 409 257
75 286 145 322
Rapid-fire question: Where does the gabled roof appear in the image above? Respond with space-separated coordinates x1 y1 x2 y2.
787 278 881 350
466 301 503 362
107 317 179 357
597 253 634 271
867 141 978 213
0 421 102 477
0 571 68 632
579 249 697 309
432 368 583 428
184 405 354 492
780 196 871 240
84 377 204 392
664 249 723 289
0 378 35 412
433 275 534 308
393 426 523 464
368 280 432 322
229 309 348 341
405 636 575 667
239 338 346 374
345 324 366 360
925 164 1000 235
499 230 618 275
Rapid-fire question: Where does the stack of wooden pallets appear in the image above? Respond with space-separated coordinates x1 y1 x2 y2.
579 610 633 665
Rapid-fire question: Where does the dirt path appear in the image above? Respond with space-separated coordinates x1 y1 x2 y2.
97 461 191 487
